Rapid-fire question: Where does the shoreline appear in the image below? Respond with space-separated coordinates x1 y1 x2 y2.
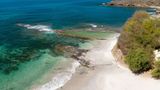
30 26 119 90
58 33 160 90
58 33 120 90
104 0 160 8
149 6 160 18
103 1 160 18
32 33 118 90
31 57 81 90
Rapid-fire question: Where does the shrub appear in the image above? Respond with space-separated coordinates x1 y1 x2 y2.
125 48 151 73
118 11 160 55
118 11 160 74
118 11 150 55
152 61 160 79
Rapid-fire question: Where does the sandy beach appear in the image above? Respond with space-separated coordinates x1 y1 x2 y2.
58 33 160 90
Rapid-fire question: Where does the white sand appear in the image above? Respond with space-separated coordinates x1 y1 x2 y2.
150 6 160 18
59 33 160 90
150 6 160 10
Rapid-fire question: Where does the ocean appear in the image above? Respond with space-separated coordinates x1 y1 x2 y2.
0 0 147 90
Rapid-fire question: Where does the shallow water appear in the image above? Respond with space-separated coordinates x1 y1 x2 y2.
0 0 148 90
0 50 60 90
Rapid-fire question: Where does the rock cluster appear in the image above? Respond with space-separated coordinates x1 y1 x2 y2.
104 0 160 8
55 44 93 68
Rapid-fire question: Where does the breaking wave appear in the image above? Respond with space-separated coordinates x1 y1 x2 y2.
17 24 54 33
89 24 98 28
34 61 80 90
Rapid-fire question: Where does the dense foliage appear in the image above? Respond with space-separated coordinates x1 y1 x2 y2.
125 48 151 73
151 61 160 79
118 11 160 74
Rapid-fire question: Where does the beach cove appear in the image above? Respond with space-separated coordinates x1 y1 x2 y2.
0 0 158 90
58 33 160 90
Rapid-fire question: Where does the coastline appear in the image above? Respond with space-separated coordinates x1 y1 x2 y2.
58 33 120 90
103 1 160 18
58 33 160 90
150 6 160 18
2 0 160 90
31 18 160 90
32 33 118 90
31 57 81 90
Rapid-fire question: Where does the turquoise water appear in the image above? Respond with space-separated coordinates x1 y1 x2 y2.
0 0 148 90
0 51 62 90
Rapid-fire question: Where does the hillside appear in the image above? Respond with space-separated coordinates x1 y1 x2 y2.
117 11 160 78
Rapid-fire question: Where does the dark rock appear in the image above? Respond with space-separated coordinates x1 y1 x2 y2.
105 0 160 7
54 44 93 68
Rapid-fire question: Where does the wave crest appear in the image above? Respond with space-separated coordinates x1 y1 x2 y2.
34 61 80 90
89 24 98 28
17 24 54 33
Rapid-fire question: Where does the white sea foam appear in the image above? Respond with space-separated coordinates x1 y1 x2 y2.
89 24 98 28
17 24 54 33
34 61 80 90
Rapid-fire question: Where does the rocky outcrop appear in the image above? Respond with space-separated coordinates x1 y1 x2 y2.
55 30 93 40
104 0 160 8
112 44 128 68
55 44 93 68
55 44 79 57
105 1 148 7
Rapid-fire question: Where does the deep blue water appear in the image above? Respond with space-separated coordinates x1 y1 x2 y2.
0 0 145 46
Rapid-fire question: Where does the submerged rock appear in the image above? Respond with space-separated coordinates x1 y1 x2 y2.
54 44 79 57
54 44 93 68
0 47 39 74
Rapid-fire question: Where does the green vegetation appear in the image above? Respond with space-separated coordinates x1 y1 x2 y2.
151 61 160 79
58 31 113 40
118 11 160 74
125 48 151 73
